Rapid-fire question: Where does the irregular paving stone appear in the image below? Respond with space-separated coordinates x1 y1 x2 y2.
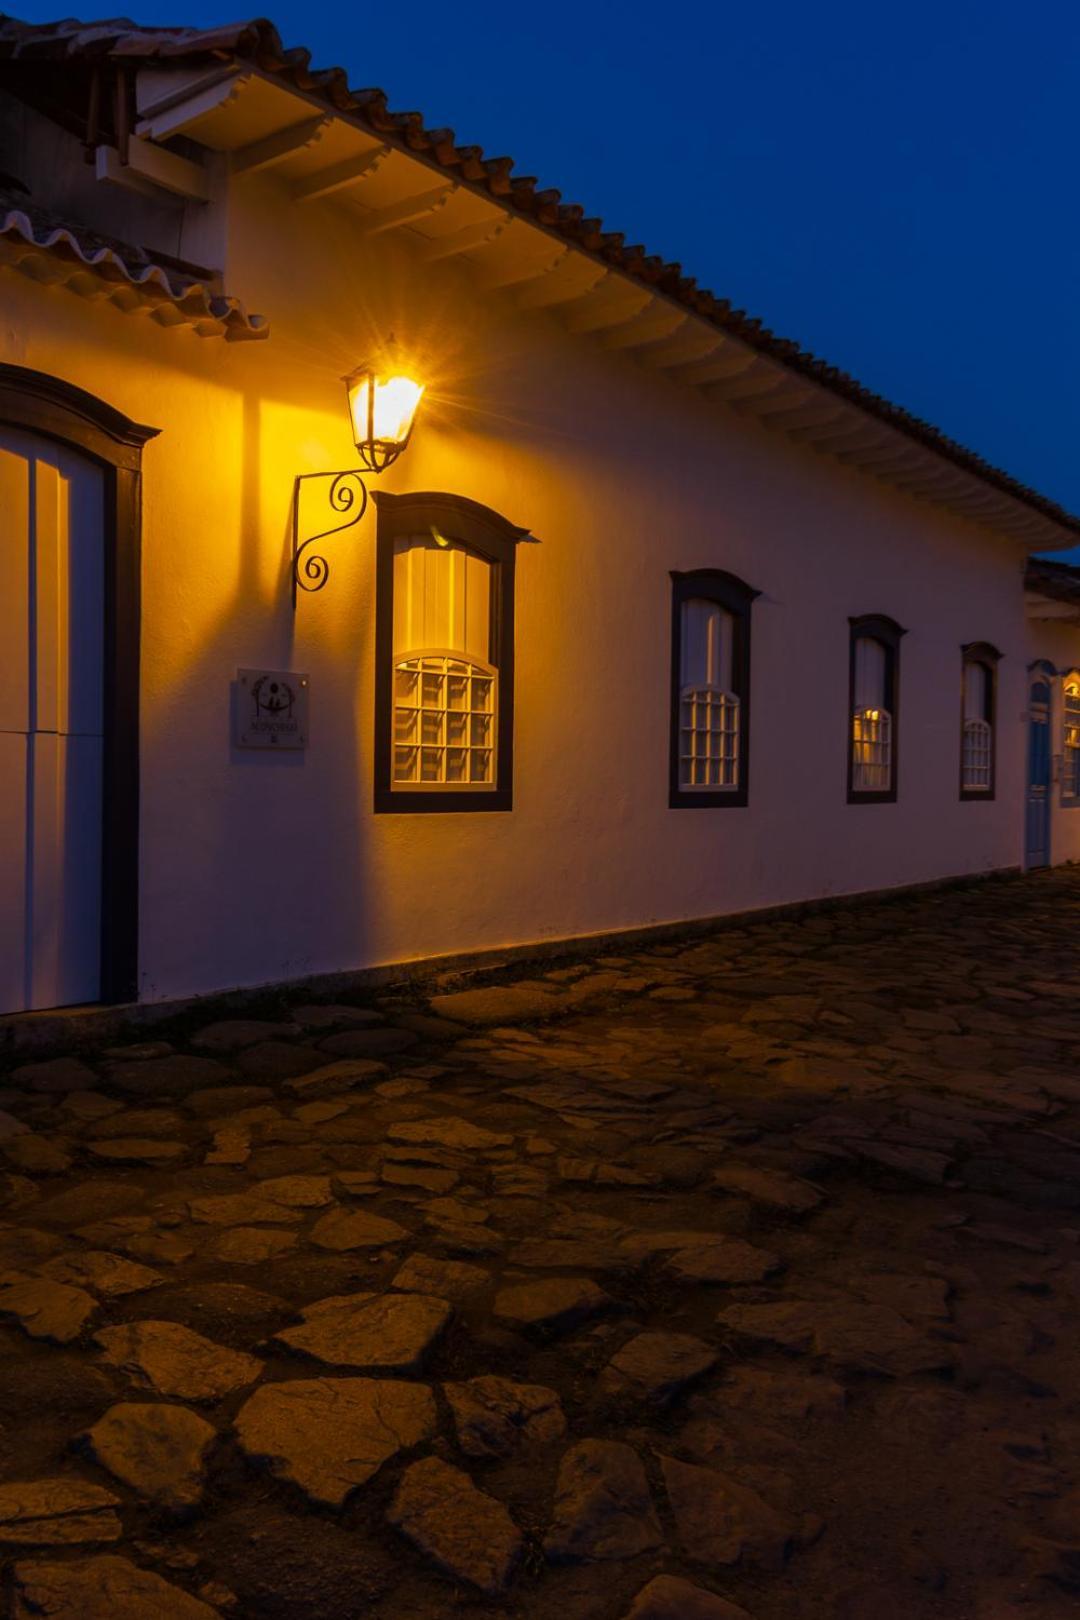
254 1174 334 1208
211 1226 299 1264
188 1193 302 1226
717 1367 846 1420
204 1128 251 1166
192 1020 301 1052
94 1321 264 1401
100 1042 175 1062
601 1331 719 1405
388 1117 514 1152
275 1291 451 1371
392 1253 490 1300
185 1086 274 1117
40 1251 163 1298
86 1138 186 1165
105 1054 232 1097
8 1555 221 1618
660 1454 797 1570
12 1057 97 1094
309 1206 409 1250
320 1027 419 1059
0 1227 63 1268
0 1279 97 1342
83 1402 216 1511
621 1576 752 1620
718 1299 952 1376
429 983 564 1025
234 1377 436 1506
76 1218 193 1267
0 1479 122 1546
284 1060 388 1099
445 1374 566 1457
292 1004 386 1029
387 1455 523 1594
664 1238 781 1286
4 1134 73 1174
381 1162 459 1194
507 1238 631 1273
494 1276 613 1334
710 1166 822 1212
237 1041 322 1080
544 1439 663 1562
85 1108 185 1139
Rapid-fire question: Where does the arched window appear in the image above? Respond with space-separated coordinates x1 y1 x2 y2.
374 493 529 812
848 615 904 802
960 643 1001 799
1063 671 1080 803
670 570 758 809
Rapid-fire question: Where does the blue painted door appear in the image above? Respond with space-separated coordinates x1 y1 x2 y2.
1026 678 1051 869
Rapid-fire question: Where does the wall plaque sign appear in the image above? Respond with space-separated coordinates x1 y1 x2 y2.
235 668 308 749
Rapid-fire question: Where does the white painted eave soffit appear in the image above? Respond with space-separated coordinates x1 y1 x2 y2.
126 64 1071 553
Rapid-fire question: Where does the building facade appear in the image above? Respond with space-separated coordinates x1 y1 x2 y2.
1 16 1079 1016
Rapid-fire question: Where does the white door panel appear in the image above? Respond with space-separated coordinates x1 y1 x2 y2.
0 734 28 1012
0 426 104 1013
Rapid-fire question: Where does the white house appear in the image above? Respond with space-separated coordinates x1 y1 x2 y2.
1 14 1079 1019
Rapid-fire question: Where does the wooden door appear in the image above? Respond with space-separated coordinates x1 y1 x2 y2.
0 425 105 1011
1025 676 1051 871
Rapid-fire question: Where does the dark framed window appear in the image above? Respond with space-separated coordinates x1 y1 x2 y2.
960 642 1001 800
1063 669 1080 804
669 569 758 809
848 614 905 804
373 491 528 813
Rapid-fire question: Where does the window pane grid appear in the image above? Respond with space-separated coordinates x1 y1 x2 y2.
394 654 495 787
962 718 992 790
1064 682 1080 798
679 686 739 789
852 706 892 792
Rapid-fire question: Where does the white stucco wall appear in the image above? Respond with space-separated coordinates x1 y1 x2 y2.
0 172 1036 1002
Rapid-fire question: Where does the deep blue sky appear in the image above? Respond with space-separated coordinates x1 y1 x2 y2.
16 1 1080 546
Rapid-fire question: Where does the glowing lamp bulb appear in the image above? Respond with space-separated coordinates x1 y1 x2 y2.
344 366 425 473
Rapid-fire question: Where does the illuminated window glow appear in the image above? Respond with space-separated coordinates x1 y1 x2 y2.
852 635 892 792
679 598 739 790
1064 676 1080 799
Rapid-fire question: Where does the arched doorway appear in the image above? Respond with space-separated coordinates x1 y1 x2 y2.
0 367 156 1011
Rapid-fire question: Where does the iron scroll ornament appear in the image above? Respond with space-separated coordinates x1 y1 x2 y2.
291 470 369 608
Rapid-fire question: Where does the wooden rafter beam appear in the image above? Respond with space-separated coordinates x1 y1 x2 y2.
231 116 331 176
292 146 389 202
602 306 688 350
517 259 608 311
355 183 456 236
419 216 509 262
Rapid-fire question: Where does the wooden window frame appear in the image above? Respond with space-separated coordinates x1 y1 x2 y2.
669 568 758 810
373 492 528 814
0 363 157 1005
847 614 905 805
959 641 1001 802
1062 668 1080 807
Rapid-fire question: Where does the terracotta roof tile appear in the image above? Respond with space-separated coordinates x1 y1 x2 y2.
0 183 268 339
0 12 1076 537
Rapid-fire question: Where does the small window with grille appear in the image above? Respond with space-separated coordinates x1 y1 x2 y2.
1063 673 1080 802
374 493 526 813
670 570 758 809
960 644 1000 799
848 616 904 803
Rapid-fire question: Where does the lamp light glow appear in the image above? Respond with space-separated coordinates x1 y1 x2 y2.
344 366 425 473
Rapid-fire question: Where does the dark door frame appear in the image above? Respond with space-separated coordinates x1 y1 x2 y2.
0 364 158 1005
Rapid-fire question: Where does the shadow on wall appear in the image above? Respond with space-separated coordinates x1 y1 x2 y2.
139 381 374 1001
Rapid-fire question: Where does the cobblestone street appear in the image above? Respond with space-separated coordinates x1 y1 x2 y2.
2 872 1080 1617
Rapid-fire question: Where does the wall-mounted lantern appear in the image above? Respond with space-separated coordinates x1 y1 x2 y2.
292 356 424 607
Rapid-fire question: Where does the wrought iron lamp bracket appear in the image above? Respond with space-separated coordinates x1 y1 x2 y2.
291 469 369 608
